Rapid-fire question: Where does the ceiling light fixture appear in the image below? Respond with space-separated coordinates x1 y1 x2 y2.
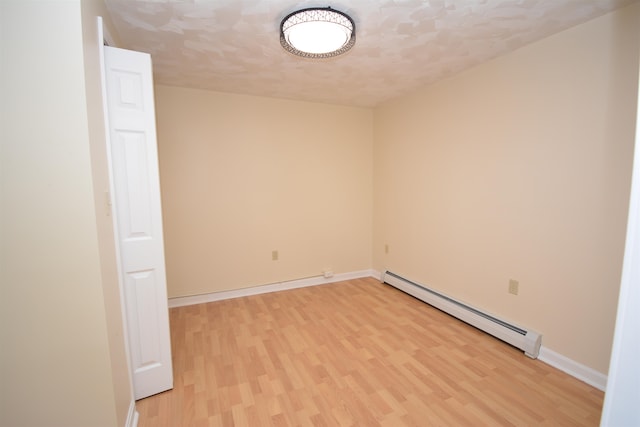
280 7 356 58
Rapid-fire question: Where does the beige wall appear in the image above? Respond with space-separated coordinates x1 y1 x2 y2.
155 86 373 297
373 4 640 374
0 1 130 426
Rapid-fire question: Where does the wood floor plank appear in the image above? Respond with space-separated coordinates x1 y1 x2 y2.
137 277 604 426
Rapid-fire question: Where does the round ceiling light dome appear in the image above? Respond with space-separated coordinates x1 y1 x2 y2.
280 7 356 58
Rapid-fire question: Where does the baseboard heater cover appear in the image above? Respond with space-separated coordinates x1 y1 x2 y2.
383 271 542 359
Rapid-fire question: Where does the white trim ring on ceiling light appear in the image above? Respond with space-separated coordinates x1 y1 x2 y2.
280 7 356 58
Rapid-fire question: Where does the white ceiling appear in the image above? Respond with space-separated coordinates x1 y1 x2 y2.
105 0 636 107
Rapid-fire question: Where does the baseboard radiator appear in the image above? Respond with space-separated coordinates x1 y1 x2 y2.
383 271 542 359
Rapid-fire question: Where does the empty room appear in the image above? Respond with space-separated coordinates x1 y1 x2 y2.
2 1 640 426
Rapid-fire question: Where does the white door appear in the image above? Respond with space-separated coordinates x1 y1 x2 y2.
103 46 173 400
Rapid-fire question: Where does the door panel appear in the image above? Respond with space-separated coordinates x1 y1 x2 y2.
104 46 173 400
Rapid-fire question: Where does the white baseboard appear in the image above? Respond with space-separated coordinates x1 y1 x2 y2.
126 400 138 427
168 269 378 308
370 269 383 281
538 346 607 391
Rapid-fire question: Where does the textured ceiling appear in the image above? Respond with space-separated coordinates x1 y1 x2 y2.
105 0 636 107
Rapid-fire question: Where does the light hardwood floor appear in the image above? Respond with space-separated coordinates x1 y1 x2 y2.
137 277 603 426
